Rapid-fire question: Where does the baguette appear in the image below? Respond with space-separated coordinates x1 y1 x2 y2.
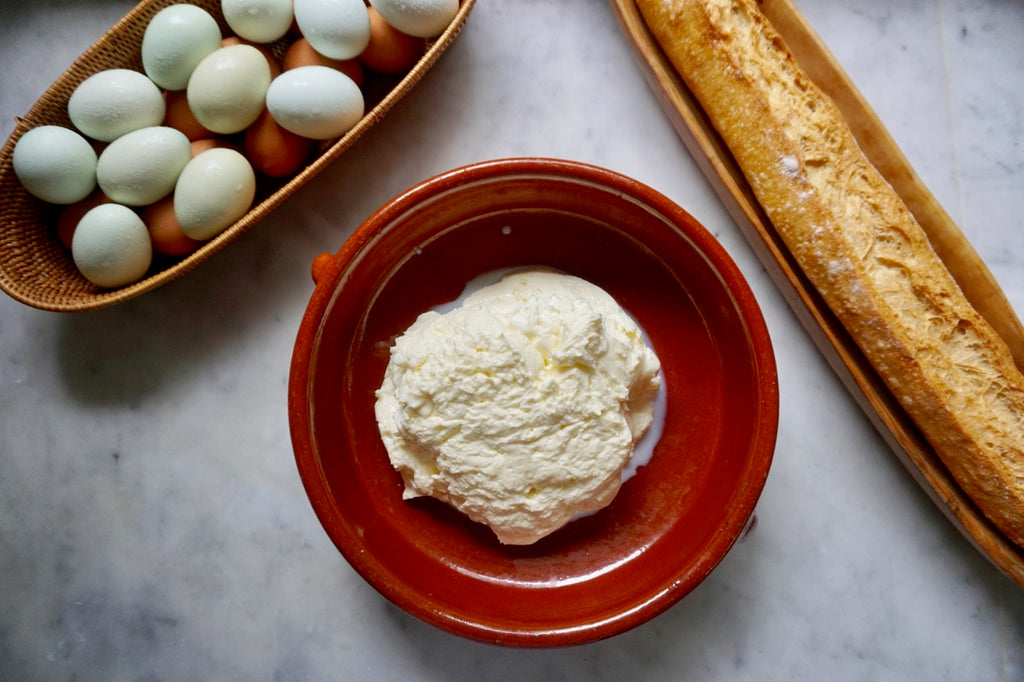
635 0 1024 546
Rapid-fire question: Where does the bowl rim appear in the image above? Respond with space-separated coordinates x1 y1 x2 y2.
288 156 779 646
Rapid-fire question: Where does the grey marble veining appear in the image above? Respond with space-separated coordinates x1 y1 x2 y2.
2 1 1023 680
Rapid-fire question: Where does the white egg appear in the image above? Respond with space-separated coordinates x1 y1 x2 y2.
223 0 295 43
369 0 458 38
96 126 192 206
187 45 272 134
293 0 371 60
12 126 97 204
174 148 256 240
266 66 364 140
141 4 223 90
67 69 166 142
71 203 153 288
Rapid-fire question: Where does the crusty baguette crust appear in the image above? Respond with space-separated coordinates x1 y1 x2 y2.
636 0 1024 546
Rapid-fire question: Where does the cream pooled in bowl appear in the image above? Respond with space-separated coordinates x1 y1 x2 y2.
374 269 663 545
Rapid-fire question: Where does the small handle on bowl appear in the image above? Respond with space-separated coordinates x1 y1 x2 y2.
311 252 335 286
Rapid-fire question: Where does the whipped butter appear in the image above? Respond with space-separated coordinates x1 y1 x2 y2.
374 269 662 545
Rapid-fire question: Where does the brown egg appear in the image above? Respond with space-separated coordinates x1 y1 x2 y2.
282 37 363 87
359 8 426 75
56 190 109 249
190 138 241 157
221 36 282 78
244 108 315 177
140 196 203 257
163 90 213 141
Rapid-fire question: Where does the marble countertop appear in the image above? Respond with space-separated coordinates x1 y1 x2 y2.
2 0 1022 679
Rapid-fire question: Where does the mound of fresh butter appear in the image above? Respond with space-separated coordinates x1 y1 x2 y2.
374 269 663 545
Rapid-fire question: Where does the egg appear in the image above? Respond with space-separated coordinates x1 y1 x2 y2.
187 45 272 134
266 66 364 140
221 36 283 78
190 138 240 157
67 69 166 142
369 0 458 38
140 197 203 257
359 7 426 74
174 148 256 240
141 4 223 90
12 125 97 204
56 190 110 249
244 108 315 177
162 90 213 141
56 191 109 249
282 37 363 87
293 0 371 60
222 0 294 43
96 126 191 206
71 203 153 288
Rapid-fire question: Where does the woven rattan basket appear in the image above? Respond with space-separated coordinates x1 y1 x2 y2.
0 0 475 312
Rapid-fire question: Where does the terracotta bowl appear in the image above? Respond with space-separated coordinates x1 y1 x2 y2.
288 158 779 646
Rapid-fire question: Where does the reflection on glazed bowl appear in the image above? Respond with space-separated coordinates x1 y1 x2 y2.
288 157 779 646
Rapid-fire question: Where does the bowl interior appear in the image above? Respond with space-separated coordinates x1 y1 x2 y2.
289 159 778 646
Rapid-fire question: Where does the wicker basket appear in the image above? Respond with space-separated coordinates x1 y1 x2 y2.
0 0 475 312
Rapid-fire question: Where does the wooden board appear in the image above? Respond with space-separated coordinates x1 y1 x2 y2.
609 0 1024 587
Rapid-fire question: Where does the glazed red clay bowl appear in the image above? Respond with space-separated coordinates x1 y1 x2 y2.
288 157 778 646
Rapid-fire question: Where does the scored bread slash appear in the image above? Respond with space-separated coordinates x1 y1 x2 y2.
630 0 1024 555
